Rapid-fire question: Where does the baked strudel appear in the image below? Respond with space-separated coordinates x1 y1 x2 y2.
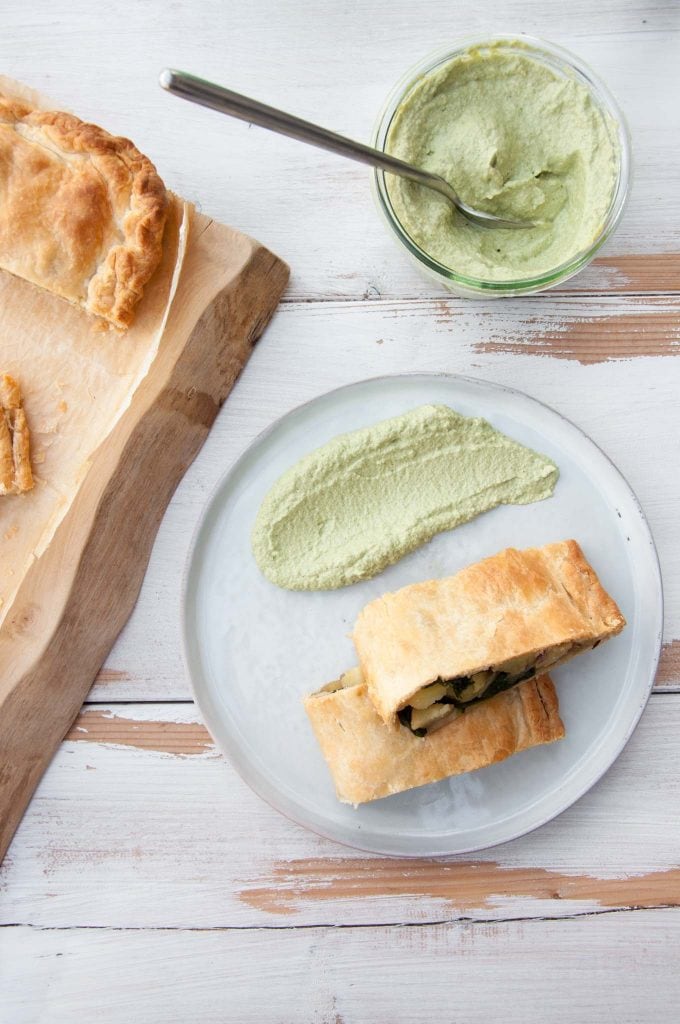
353 540 625 734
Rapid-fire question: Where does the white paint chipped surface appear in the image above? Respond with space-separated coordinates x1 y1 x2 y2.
1 697 678 929
3 913 679 1024
1 0 679 1020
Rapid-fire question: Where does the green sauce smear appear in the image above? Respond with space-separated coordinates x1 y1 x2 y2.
252 404 558 590
385 43 620 281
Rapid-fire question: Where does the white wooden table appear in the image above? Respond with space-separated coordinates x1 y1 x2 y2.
1 2 679 1020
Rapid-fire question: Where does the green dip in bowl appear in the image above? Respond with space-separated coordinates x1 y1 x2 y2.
372 36 630 296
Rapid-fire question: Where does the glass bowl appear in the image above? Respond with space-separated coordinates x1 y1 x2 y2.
371 34 631 297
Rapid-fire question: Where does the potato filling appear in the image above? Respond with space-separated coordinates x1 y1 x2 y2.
321 667 364 693
398 640 596 736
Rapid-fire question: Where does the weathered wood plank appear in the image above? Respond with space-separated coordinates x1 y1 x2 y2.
65 710 213 756
570 253 680 294
2 912 678 1024
1 696 678 929
240 860 679 917
657 640 680 685
468 302 680 363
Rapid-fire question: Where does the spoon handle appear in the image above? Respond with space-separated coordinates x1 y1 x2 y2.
159 68 451 198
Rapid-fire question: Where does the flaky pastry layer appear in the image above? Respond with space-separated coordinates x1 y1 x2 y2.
353 540 625 725
0 374 33 495
0 94 167 328
304 671 565 804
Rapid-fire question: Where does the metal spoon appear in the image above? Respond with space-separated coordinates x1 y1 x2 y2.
159 69 533 231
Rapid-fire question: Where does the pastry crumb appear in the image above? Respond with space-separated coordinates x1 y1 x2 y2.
1 373 34 495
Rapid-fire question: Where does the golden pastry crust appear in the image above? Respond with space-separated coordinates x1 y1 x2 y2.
0 94 168 328
0 374 33 494
353 540 625 725
304 673 565 804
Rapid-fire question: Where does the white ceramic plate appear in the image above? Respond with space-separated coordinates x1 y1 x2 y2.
183 374 662 856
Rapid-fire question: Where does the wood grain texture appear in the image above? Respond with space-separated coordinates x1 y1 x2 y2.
657 640 680 685
66 709 215 756
240 859 680 916
581 252 680 293
470 302 680 363
2 697 678 929
2 913 679 1024
0 215 288 865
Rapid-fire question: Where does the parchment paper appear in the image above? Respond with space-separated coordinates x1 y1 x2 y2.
0 77 191 626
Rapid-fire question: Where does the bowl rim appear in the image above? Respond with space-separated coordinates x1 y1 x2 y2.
371 33 632 294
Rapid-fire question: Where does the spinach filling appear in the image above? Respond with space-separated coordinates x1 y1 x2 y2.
398 665 538 737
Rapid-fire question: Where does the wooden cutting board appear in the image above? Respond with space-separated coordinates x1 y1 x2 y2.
0 211 289 862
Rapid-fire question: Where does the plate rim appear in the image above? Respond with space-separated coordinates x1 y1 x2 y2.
181 371 664 858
